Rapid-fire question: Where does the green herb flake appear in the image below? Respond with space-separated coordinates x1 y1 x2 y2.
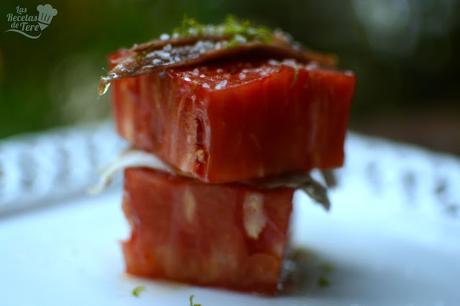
317 276 330 288
131 285 145 297
189 294 202 306
172 15 276 46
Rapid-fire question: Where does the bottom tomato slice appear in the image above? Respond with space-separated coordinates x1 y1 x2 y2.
122 168 294 294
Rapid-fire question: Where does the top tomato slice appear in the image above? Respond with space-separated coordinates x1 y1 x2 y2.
110 54 355 183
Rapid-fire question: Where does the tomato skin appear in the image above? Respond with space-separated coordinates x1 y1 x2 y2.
110 53 355 183
122 168 294 294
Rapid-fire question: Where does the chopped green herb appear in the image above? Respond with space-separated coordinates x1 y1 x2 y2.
317 276 330 288
172 15 277 46
174 16 203 37
131 285 145 297
189 294 202 306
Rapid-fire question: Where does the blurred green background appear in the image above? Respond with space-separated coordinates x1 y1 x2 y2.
1 0 459 153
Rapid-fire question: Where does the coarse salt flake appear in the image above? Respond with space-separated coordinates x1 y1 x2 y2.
215 80 227 90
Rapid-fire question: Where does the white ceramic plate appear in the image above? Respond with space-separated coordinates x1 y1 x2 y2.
1 126 459 306
0 188 458 306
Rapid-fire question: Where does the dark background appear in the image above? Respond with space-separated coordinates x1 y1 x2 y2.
1 0 459 154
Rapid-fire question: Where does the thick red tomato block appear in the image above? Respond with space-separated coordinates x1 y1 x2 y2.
111 55 355 183
122 168 294 294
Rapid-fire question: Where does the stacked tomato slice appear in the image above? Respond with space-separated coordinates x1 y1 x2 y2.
112 55 355 183
123 168 293 294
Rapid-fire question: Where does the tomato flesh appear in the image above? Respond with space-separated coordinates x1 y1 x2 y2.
122 168 294 294
111 54 355 183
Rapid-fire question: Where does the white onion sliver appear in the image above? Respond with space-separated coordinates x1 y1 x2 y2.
89 150 331 211
88 150 173 194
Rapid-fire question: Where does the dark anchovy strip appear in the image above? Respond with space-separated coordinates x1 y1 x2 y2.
99 34 336 95
131 34 229 53
320 169 337 188
297 176 331 210
100 40 228 95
